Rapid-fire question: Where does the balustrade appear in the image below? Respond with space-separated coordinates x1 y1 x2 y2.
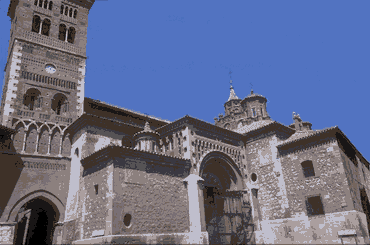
18 29 84 56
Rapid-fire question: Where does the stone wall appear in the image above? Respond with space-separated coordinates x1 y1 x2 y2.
82 165 110 239
280 140 351 217
245 133 288 222
113 158 190 235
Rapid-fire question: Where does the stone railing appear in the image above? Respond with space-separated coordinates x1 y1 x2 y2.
16 110 73 125
17 109 35 118
60 14 78 24
17 29 85 56
55 116 73 124
39 113 51 120
31 3 54 16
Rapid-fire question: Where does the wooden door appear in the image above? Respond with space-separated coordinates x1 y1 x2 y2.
13 209 31 245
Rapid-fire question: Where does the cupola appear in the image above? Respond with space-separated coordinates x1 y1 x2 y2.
133 121 160 152
241 89 270 121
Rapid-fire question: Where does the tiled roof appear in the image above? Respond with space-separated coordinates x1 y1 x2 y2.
278 126 338 147
86 98 171 123
234 119 275 134
82 144 189 163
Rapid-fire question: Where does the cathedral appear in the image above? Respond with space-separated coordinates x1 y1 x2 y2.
1 0 370 244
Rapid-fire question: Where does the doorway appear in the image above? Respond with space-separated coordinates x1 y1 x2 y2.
13 197 59 245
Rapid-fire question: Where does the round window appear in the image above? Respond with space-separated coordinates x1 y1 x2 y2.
123 213 132 227
251 173 257 182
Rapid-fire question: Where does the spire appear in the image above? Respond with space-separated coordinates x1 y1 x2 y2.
228 80 239 101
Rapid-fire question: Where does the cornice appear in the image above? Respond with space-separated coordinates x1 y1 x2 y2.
155 115 243 141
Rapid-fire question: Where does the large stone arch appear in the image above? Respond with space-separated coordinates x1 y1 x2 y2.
7 190 64 223
199 150 244 191
199 151 250 244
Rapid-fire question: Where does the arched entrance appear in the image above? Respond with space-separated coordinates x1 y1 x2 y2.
13 196 60 245
200 151 251 245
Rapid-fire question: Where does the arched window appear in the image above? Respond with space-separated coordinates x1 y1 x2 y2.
34 0 38 6
51 93 68 115
69 8 73 17
41 19 51 36
38 0 43 7
43 0 48 9
67 27 76 43
64 6 68 16
31 15 41 33
48 1 53 10
58 24 67 41
73 9 77 19
23 88 42 111
60 5 64 14
301 160 315 178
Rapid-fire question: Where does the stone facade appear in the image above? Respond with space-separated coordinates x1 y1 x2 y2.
0 0 369 245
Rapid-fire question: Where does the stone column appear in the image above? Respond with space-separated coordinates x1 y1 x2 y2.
47 133 51 155
183 174 207 244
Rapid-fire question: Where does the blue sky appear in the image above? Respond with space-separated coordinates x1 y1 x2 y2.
0 0 369 160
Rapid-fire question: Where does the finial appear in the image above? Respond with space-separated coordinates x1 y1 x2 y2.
250 83 253 94
230 79 233 89
144 121 150 131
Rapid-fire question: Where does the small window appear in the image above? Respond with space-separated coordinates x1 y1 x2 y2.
64 6 68 16
31 15 41 33
48 1 53 10
306 195 325 216
41 19 51 36
123 214 132 227
251 173 257 182
252 108 256 117
60 5 64 14
69 8 73 17
43 0 48 9
94 184 98 195
74 148 79 157
39 0 43 7
73 9 77 18
301 160 315 178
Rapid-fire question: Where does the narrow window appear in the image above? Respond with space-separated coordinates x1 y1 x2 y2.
69 8 73 17
38 0 43 7
301 160 315 178
260 108 263 116
252 108 256 117
64 6 68 16
48 1 53 10
73 9 77 19
43 0 48 9
306 195 325 216
31 15 41 33
41 19 51 36
51 93 68 115
60 5 64 14
34 0 38 6
94 184 98 195
67 27 76 43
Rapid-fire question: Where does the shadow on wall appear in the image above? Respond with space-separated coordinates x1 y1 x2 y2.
0 153 24 220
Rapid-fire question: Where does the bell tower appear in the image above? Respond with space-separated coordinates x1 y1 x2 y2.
0 0 94 132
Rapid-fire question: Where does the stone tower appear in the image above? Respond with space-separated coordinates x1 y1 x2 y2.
214 81 271 131
1 0 95 154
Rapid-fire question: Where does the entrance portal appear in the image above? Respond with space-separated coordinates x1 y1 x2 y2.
201 154 252 244
13 197 59 245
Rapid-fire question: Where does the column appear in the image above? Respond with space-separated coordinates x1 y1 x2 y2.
183 174 207 243
21 133 27 153
47 133 51 155
59 135 63 156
